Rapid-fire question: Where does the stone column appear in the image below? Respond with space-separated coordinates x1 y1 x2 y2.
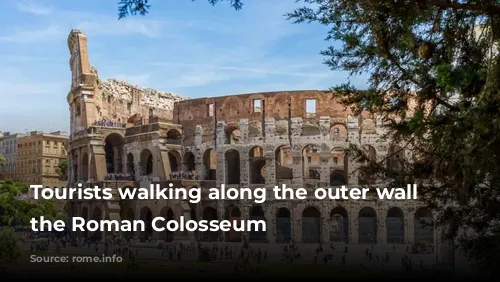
239 149 249 187
378 211 386 244
241 204 250 242
319 154 330 186
291 153 303 188
134 160 141 181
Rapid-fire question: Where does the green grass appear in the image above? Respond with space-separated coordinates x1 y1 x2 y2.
3 252 408 279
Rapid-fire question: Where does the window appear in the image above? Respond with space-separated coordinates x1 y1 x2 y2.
333 157 338 164
334 128 339 138
306 99 316 117
127 102 132 111
207 104 214 117
253 100 262 113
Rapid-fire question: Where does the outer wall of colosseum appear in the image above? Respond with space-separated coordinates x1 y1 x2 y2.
66 29 436 249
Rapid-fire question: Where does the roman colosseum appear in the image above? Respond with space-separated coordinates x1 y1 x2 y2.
66 29 435 249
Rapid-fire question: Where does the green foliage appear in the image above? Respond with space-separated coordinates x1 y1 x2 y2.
285 0 500 275
0 227 22 265
117 0 242 19
0 181 57 227
0 154 5 166
55 159 68 180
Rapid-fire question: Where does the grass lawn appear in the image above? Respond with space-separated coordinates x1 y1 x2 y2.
2 252 414 279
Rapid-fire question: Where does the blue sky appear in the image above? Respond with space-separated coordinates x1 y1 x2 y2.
0 0 367 134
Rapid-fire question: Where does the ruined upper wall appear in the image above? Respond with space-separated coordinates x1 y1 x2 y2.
67 29 189 134
173 90 367 145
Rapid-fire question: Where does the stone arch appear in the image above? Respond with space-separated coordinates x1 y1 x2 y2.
203 149 216 180
120 206 134 239
225 149 240 184
126 153 134 175
330 123 348 141
104 133 124 174
140 206 153 242
359 145 376 184
303 144 321 179
414 207 434 243
386 207 405 244
225 124 241 144
166 129 182 144
202 207 218 241
225 206 242 242
183 151 195 172
302 206 321 243
92 206 102 241
159 207 174 242
358 207 377 244
330 206 349 243
330 147 348 186
140 149 153 176
275 145 293 180
388 145 404 173
168 150 182 173
249 146 265 184
81 153 89 181
275 207 291 243
249 206 266 242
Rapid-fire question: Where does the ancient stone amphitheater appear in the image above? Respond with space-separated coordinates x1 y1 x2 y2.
66 29 435 249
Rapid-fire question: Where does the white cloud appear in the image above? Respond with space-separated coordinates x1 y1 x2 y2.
0 26 63 43
17 0 53 15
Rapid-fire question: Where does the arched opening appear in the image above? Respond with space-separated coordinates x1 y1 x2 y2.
227 128 241 145
225 206 242 242
330 124 348 141
330 147 348 186
120 206 134 239
275 145 293 180
140 149 153 176
414 208 434 243
388 145 404 173
330 207 349 243
225 149 240 184
203 149 216 180
81 153 89 181
359 145 376 184
166 129 182 145
126 153 134 175
104 133 124 174
202 207 218 241
249 146 265 184
302 207 321 243
386 207 405 244
358 207 377 244
275 207 291 243
92 207 102 241
140 207 153 242
159 207 174 242
183 152 195 172
303 144 321 180
81 206 89 238
249 206 266 242
168 151 181 174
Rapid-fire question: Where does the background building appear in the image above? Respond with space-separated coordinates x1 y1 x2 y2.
15 130 68 188
0 131 25 180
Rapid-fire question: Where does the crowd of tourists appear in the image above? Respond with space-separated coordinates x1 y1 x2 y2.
169 170 198 180
92 119 125 128
104 173 135 180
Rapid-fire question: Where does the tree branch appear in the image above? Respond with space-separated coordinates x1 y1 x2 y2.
427 0 500 15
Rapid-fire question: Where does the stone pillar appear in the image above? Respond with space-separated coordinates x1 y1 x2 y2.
216 121 227 146
378 211 386 244
241 204 250 242
264 149 276 185
319 154 330 186
291 153 303 188
267 206 275 243
239 119 249 144
134 160 141 181
239 149 249 187
134 204 141 241
406 208 415 244
321 210 329 244
217 200 225 242
264 117 276 143
350 206 359 244
347 154 359 186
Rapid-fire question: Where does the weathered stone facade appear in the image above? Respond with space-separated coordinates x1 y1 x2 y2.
66 30 435 248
